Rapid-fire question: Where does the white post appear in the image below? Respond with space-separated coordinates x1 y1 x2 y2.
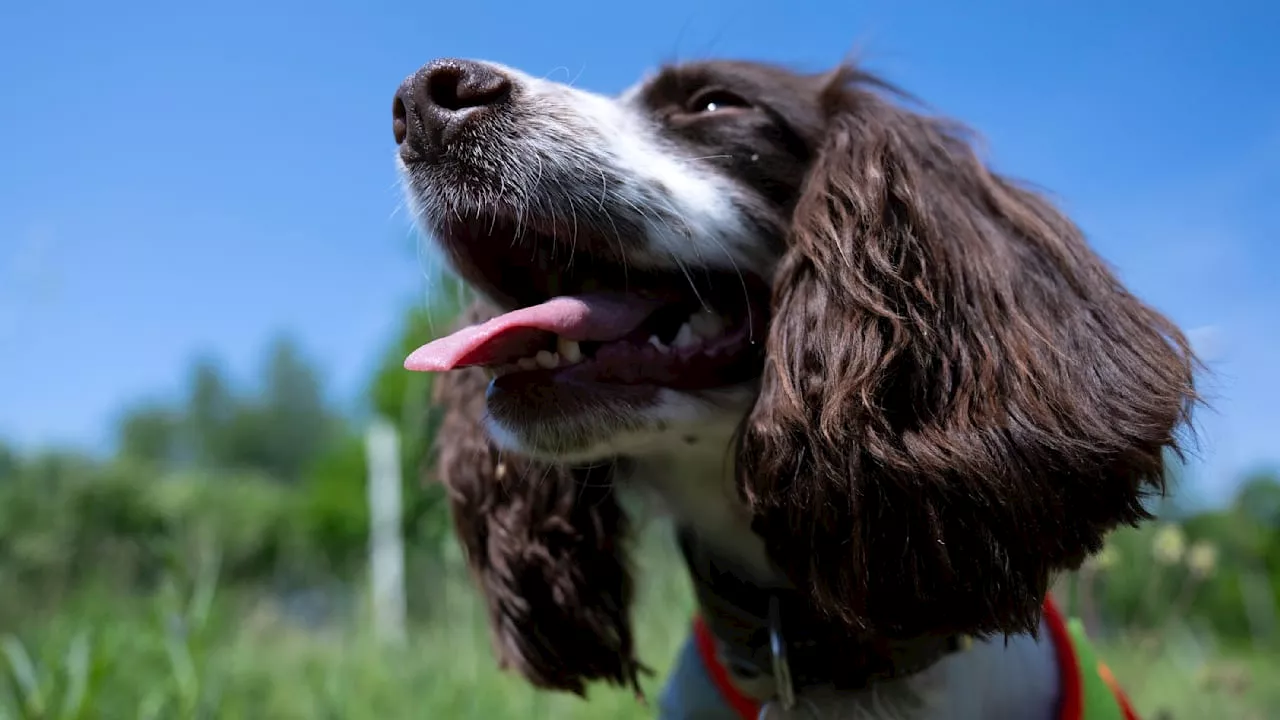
366 417 407 646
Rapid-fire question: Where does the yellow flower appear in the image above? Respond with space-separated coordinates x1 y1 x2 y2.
1187 540 1218 578
1152 524 1187 565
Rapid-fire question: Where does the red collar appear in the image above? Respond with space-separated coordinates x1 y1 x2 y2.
692 594 1139 720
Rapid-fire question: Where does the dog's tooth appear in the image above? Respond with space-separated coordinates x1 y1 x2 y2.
648 335 670 353
557 337 583 364
534 350 560 369
688 308 726 339
672 322 699 349
517 357 539 371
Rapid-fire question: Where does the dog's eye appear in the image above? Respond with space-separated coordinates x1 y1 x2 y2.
686 89 751 113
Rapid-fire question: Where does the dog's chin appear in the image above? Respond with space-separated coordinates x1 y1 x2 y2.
483 379 759 464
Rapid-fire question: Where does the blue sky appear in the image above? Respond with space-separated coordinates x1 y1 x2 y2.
0 0 1275 504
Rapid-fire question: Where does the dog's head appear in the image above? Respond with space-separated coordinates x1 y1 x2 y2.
396 59 832 462
394 57 1197 691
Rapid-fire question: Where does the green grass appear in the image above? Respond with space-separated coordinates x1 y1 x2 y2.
2 530 1277 719
0 529 695 720
1093 635 1280 719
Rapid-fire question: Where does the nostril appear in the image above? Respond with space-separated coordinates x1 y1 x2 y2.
426 67 465 110
392 95 408 145
425 61 511 111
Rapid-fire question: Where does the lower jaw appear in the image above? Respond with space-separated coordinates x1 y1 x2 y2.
480 375 660 459
482 353 762 434
487 349 764 394
486 374 662 420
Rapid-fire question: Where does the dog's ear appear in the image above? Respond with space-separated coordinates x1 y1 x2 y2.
431 300 643 695
736 66 1198 639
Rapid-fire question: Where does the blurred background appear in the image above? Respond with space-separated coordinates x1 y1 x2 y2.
1 0 1277 717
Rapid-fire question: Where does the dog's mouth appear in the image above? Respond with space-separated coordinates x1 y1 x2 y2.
404 217 771 392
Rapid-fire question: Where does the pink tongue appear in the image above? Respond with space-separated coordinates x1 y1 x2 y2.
404 292 664 372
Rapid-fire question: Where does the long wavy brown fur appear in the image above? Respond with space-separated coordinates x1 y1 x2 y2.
427 64 1198 694
431 302 644 695
736 67 1198 640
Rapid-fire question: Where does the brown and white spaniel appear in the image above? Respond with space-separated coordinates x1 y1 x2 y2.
391 56 1196 719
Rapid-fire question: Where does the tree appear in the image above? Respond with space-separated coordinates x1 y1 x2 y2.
155 340 338 483
301 275 468 556
0 440 17 481
184 356 236 467
1233 470 1280 528
254 335 335 483
116 403 180 464
369 274 466 481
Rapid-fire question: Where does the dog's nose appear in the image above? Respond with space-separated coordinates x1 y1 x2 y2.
393 58 512 151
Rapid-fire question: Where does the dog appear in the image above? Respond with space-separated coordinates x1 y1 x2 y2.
391 56 1195 719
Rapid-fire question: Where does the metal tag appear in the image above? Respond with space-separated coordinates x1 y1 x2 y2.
767 595 797 711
